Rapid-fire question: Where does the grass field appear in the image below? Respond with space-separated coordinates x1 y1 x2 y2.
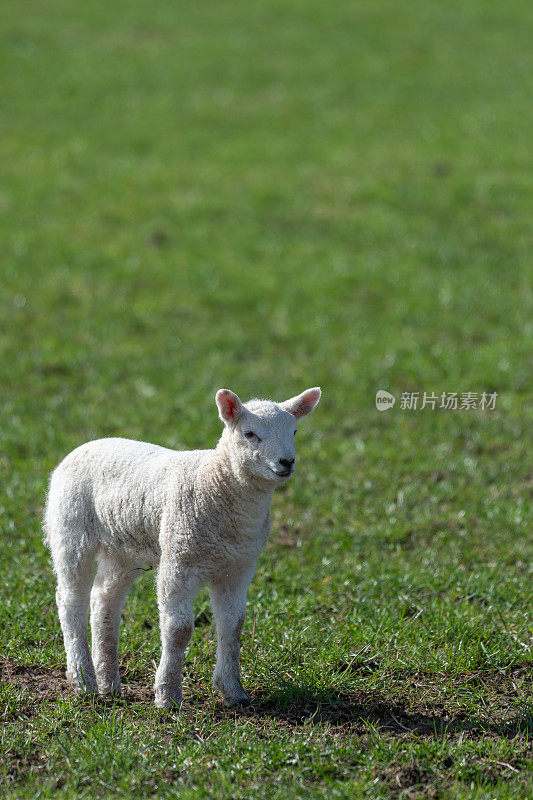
1 0 532 797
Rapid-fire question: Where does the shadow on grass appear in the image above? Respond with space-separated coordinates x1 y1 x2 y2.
2 659 531 742
234 683 533 741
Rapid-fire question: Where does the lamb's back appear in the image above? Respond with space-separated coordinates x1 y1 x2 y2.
46 438 209 559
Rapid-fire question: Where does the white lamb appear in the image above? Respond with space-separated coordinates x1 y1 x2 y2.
44 387 321 708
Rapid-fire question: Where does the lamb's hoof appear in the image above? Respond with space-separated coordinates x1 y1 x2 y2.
69 679 99 695
67 668 99 695
225 696 251 709
95 672 122 697
155 691 183 710
72 685 99 697
99 685 122 697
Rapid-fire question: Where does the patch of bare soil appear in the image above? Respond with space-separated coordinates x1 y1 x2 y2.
2 658 531 798
2 658 531 741
266 523 304 550
236 688 530 743
333 661 532 725
0 659 155 716
379 751 532 800
1 660 68 709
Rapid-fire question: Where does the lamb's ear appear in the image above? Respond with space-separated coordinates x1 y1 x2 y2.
280 387 321 419
216 389 244 426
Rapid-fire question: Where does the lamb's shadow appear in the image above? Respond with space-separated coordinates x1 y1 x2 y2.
233 684 532 741
3 658 530 741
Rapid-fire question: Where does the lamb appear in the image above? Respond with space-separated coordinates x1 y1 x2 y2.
44 386 321 708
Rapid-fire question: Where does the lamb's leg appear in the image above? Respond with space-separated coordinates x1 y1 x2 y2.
90 557 136 695
210 572 253 707
52 541 98 694
154 561 197 709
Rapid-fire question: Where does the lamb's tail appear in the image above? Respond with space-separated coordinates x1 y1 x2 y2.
42 506 51 548
42 470 55 548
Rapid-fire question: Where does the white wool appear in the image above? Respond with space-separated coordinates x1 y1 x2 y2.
44 387 321 708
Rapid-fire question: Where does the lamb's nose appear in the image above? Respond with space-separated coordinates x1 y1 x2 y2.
279 458 294 469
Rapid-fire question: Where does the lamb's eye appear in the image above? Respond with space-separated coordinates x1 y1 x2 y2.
244 431 261 442
294 430 297 436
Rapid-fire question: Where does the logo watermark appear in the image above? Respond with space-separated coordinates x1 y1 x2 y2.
375 390 498 411
375 390 396 410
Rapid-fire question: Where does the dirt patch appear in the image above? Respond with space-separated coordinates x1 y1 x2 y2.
378 749 532 800
1 660 68 706
266 523 304 550
232 685 531 743
0 659 155 714
384 764 444 800
2 659 531 799
2 658 531 744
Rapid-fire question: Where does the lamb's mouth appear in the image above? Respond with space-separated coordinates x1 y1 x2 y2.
270 467 293 478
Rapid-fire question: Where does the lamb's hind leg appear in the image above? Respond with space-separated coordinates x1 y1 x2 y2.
51 537 98 694
90 556 136 695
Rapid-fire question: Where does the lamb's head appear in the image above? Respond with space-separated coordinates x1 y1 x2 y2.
215 387 321 485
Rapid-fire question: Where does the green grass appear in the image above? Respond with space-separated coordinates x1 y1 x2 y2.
1 0 532 797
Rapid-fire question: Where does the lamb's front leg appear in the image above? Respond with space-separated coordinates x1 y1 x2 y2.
154 559 197 709
210 571 254 707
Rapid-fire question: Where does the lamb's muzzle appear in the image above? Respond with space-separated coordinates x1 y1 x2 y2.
44 386 321 708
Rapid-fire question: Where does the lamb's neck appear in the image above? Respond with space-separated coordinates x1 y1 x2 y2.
196 444 274 529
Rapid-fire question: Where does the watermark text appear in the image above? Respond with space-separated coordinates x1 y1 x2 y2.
375 390 498 411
